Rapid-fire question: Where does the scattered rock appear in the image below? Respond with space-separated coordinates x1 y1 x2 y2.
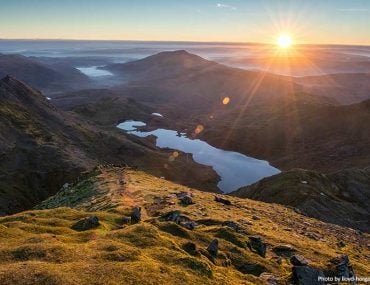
131 207 141 223
222 221 241 232
215 196 231 206
238 219 253 225
290 255 309 266
180 195 193 205
248 236 266 257
182 242 198 255
259 272 279 285
160 210 181 223
177 192 194 205
292 266 325 285
238 263 266 276
207 239 219 256
121 217 131 224
273 244 297 257
252 215 260 220
71 216 100 231
337 241 346 248
183 221 197 230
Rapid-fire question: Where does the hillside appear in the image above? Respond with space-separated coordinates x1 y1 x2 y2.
232 168 370 232
295 73 370 104
0 54 91 93
0 76 219 215
0 167 367 284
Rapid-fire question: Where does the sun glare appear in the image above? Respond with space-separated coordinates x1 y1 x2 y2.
277 34 292 48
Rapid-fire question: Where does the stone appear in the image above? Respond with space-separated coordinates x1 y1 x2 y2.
337 241 346 248
121 217 131 224
183 221 197 230
71 216 100 231
248 236 266 257
207 239 219 256
252 215 260 220
259 273 279 285
161 210 181 223
183 242 197 255
292 266 325 285
180 194 193 205
222 221 241 232
131 207 141 223
215 196 231 205
238 263 266 276
273 244 297 257
290 255 309 266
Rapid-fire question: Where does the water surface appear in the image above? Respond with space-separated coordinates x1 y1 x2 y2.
117 120 280 193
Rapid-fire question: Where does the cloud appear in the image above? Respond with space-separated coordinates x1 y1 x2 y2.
216 3 236 10
338 8 368 12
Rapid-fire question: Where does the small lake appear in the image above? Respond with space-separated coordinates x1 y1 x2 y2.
117 120 280 193
76 66 113 77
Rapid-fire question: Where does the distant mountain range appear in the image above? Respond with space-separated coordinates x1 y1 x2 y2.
0 54 91 93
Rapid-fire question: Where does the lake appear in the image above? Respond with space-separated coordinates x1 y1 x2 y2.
117 120 280 193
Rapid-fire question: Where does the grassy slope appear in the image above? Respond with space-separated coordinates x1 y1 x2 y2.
0 167 368 284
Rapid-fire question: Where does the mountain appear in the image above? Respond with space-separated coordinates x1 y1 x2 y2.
0 54 91 93
0 76 219 215
231 168 370 232
295 73 370 104
104 50 220 82
100 51 370 172
0 166 367 284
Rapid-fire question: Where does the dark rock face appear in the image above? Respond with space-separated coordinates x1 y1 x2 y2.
215 196 231 205
290 255 309 266
207 239 219 256
183 221 197 230
292 266 325 285
71 216 100 231
248 236 266 258
131 207 141 223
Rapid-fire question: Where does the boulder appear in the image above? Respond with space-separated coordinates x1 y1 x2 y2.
215 196 231 205
290 255 309 266
71 216 100 231
183 242 197 255
273 244 297 257
248 236 266 257
238 263 266 275
183 221 197 230
207 239 219 256
177 192 194 205
131 207 141 223
292 266 325 285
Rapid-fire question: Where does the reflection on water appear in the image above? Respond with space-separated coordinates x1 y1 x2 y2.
117 120 280 193
77 66 113 77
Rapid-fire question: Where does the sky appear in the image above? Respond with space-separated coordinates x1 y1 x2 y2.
0 0 369 45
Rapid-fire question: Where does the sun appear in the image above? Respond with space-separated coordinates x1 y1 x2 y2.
277 34 292 48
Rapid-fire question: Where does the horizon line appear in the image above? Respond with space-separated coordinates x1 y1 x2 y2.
0 38 369 48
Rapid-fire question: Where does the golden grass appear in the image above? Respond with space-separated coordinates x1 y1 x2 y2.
0 167 368 284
